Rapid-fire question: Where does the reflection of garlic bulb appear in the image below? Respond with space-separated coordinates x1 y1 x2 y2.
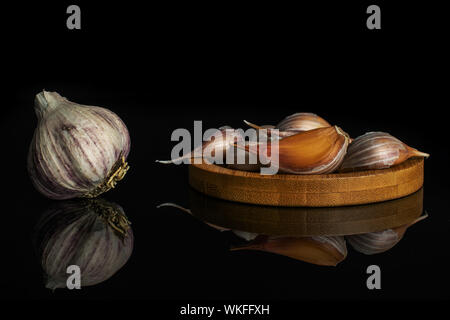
34 199 133 290
28 91 131 200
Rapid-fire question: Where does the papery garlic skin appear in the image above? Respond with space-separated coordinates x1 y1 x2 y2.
276 112 331 132
339 132 428 172
247 126 350 174
28 91 131 199
34 199 133 290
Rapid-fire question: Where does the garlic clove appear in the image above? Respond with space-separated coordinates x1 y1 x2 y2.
28 91 131 200
244 113 331 139
346 229 399 255
231 235 347 266
156 203 260 241
156 128 243 165
34 199 133 289
242 125 350 174
242 121 275 130
346 213 428 255
339 132 429 172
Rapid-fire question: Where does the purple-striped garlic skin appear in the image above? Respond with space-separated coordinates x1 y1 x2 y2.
339 132 429 172
27 91 131 199
34 199 133 289
156 128 244 165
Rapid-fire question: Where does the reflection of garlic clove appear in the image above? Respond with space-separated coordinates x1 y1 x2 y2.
241 126 350 174
28 91 131 200
339 132 429 172
34 199 133 290
346 214 428 255
156 126 265 171
231 235 347 266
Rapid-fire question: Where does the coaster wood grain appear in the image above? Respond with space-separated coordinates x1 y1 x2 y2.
188 158 424 207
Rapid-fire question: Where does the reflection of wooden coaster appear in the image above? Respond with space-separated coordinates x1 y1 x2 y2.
189 158 424 207
189 188 424 236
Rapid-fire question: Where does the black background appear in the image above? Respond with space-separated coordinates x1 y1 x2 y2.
1 0 449 316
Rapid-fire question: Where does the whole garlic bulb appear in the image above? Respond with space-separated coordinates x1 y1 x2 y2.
276 112 331 132
34 199 133 290
28 91 131 199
